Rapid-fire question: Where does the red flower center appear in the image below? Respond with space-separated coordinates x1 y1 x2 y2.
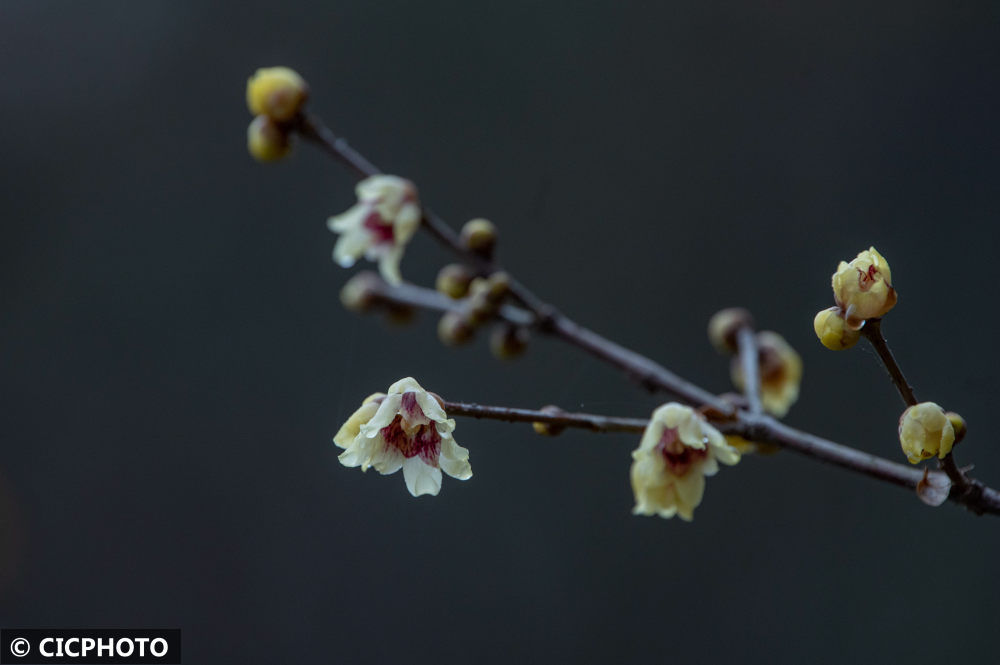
379 392 441 467
656 427 706 476
362 209 395 245
857 264 879 291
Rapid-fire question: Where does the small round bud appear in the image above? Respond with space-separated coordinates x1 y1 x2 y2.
708 308 753 354
438 311 475 346
340 272 382 312
945 412 967 444
485 271 511 301
435 264 474 299
465 279 499 325
247 115 291 162
813 307 861 350
489 324 529 360
532 405 566 436
460 218 497 254
899 402 955 464
246 66 309 121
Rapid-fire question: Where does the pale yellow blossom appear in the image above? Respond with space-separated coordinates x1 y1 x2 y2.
731 331 802 417
831 247 897 329
328 176 421 285
631 403 740 521
334 378 471 496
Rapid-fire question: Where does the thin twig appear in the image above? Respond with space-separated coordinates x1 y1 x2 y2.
439 400 1000 516
736 326 763 415
860 318 917 406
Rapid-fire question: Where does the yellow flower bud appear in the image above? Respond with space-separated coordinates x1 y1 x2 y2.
247 115 291 162
707 308 753 354
945 411 967 444
898 402 955 464
437 311 475 346
246 66 309 121
339 272 381 312
831 246 897 329
489 324 529 360
813 307 861 350
460 218 497 254
435 264 474 299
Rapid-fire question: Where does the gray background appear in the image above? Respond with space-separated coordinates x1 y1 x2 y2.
2 1 999 663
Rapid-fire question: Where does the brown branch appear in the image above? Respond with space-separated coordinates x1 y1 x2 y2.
860 318 917 406
440 400 1000 516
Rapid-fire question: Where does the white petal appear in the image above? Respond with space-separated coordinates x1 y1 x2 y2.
674 472 706 513
333 401 380 448
338 437 371 468
373 444 405 475
402 457 443 497
387 377 423 395
393 203 421 243
327 204 366 232
361 394 402 436
378 244 406 285
439 436 472 480
332 228 371 268
414 389 448 423
635 419 665 455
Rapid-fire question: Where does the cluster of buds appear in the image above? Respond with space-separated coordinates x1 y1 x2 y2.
245 67 309 162
813 247 897 350
437 269 528 358
339 271 416 325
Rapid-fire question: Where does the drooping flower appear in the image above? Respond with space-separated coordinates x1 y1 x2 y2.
831 246 897 329
899 402 955 464
730 331 803 417
630 403 740 521
328 176 421 285
334 377 471 496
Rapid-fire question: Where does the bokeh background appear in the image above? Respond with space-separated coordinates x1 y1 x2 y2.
2 1 999 663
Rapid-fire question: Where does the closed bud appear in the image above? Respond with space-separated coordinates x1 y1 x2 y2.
460 218 497 255
945 411 967 444
831 246 897 329
532 405 567 436
246 66 309 121
489 324 529 360
813 307 861 350
438 311 475 346
247 115 291 162
899 402 955 464
436 264 474 299
708 308 753 354
340 272 382 312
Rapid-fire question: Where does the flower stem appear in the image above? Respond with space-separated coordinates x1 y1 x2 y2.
860 318 917 406
736 326 764 415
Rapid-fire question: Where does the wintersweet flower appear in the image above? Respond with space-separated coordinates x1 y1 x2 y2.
831 246 897 329
630 403 740 521
730 331 802 417
899 402 955 464
334 377 472 496
327 175 421 285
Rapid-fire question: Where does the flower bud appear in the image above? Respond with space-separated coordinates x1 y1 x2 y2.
945 411 967 444
460 218 497 255
708 308 753 354
813 307 861 350
532 405 567 436
438 311 475 346
489 324 529 360
899 402 955 464
436 264 474 299
246 66 309 121
831 246 897 329
247 115 291 162
339 272 382 312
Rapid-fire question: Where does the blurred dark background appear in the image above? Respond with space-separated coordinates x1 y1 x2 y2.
2 1 999 663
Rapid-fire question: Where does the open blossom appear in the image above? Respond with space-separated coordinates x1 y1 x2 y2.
831 246 897 329
899 402 955 464
730 331 802 417
334 377 471 496
630 403 740 521
327 175 421 285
